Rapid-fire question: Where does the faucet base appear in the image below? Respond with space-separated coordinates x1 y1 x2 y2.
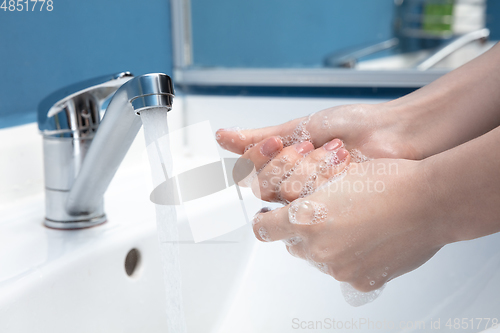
44 215 107 230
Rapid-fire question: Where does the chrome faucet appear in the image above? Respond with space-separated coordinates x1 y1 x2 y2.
38 72 174 229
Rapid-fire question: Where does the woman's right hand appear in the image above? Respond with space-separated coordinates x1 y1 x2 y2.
216 103 420 162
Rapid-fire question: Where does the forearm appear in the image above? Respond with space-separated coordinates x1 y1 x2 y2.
385 42 500 159
422 125 500 245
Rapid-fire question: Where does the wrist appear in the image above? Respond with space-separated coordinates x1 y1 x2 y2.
418 156 462 246
378 88 450 160
390 159 450 248
368 101 425 160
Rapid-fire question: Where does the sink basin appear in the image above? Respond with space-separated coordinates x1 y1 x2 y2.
0 107 256 333
1 95 500 333
357 40 496 71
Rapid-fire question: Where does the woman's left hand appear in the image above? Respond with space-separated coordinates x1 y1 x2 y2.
252 158 446 292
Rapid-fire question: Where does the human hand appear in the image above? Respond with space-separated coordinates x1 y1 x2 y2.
216 103 420 161
251 158 445 292
231 135 351 203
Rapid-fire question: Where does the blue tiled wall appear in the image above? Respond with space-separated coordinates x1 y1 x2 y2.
1 0 498 128
191 0 499 68
0 0 173 128
486 0 500 40
190 0 396 68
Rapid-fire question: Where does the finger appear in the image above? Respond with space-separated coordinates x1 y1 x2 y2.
215 107 359 155
253 141 314 202
280 140 350 202
233 136 283 187
216 118 306 154
252 206 296 242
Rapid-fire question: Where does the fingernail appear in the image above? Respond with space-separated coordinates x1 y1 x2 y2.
252 207 271 226
324 139 342 151
336 148 349 162
295 141 314 155
261 137 282 156
256 207 271 215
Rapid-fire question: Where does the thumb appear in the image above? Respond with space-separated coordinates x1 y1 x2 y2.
216 116 317 155
215 113 338 155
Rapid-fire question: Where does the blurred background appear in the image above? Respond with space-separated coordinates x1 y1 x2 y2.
0 0 498 128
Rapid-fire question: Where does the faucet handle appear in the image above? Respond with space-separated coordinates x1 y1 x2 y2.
38 72 134 138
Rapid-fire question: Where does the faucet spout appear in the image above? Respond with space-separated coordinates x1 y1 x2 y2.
38 72 174 229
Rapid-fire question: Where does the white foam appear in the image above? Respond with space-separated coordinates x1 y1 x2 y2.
349 149 371 163
288 200 328 225
340 282 386 307
244 143 256 153
222 126 246 132
278 114 314 147
283 236 302 246
273 157 307 204
252 214 262 226
258 227 271 242
308 261 329 274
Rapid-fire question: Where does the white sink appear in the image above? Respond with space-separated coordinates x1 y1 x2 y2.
1 95 500 333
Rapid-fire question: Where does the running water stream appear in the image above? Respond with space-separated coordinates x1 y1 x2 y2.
141 109 187 333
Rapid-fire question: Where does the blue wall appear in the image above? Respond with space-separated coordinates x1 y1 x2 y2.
486 0 500 40
190 0 396 68
0 0 173 128
191 0 499 69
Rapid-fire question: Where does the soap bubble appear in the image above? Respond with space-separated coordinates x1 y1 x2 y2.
279 114 314 147
288 200 328 225
349 149 371 163
340 282 386 307
283 236 302 246
244 143 256 153
258 227 271 242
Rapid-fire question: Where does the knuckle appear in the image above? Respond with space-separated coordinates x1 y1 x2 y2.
251 184 263 200
280 187 298 203
258 188 274 202
307 150 325 165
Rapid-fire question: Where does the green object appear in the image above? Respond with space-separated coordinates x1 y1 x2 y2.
422 0 455 36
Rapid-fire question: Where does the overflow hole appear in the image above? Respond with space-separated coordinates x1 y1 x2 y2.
125 248 141 277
